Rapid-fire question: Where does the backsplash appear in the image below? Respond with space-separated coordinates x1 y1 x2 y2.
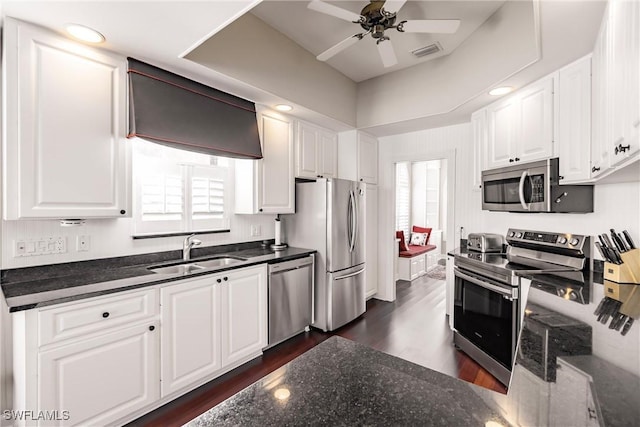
1 214 276 269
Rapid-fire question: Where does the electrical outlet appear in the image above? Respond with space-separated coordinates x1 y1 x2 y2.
14 241 26 256
77 235 91 252
250 225 261 237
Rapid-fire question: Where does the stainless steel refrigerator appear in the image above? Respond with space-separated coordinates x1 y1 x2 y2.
282 178 365 332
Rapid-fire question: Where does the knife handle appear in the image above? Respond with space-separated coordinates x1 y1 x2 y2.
623 230 636 249
593 297 607 316
621 318 634 336
610 229 626 252
595 242 610 262
618 233 630 251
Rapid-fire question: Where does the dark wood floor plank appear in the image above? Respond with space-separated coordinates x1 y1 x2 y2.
129 275 506 427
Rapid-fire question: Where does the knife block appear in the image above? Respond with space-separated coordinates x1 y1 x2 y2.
604 248 640 284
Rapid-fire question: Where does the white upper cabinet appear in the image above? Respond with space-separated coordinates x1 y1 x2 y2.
556 56 592 183
235 108 295 214
295 120 338 179
591 0 640 179
338 130 379 184
2 18 131 220
485 77 554 170
471 110 487 190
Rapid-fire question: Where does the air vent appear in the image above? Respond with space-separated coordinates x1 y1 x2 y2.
411 42 443 58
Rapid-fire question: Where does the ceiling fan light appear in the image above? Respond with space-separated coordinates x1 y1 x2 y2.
489 86 514 96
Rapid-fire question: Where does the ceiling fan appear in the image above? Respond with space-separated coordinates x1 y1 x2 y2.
308 0 461 68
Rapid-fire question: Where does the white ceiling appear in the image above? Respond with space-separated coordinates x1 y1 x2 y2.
251 1 505 82
1 1 607 136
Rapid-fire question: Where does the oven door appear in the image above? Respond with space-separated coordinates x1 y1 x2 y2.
453 267 519 369
482 164 550 212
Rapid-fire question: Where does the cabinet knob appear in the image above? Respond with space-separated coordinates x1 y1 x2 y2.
559 175 564 180
120 210 126 215
592 166 601 173
514 157 520 162
148 325 155 331
259 208 263 212
359 178 363 181
615 143 631 155
509 158 514 163
102 312 110 318
223 277 228 281
217 278 222 283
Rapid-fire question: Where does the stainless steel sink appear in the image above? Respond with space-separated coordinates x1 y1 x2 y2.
196 257 246 268
148 256 247 275
149 263 206 275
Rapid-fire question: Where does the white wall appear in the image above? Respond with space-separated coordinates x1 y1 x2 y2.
1 214 276 269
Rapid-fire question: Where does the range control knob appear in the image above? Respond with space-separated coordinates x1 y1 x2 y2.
508 231 515 238
569 238 580 246
515 232 523 238
558 236 568 244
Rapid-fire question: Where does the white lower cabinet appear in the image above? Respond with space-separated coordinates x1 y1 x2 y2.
160 277 221 396
220 266 267 366
39 323 160 427
12 265 268 426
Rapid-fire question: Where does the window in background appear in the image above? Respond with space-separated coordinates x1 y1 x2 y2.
133 139 232 235
395 162 411 238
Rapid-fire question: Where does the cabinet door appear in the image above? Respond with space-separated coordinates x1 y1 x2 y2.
160 277 221 396
3 18 130 220
296 122 319 179
557 57 592 183
319 130 338 178
591 16 611 177
257 111 295 213
487 97 518 169
471 109 487 190
365 184 378 298
38 323 159 427
357 132 378 184
221 265 267 367
517 77 554 163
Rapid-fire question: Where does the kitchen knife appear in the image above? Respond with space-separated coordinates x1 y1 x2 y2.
610 312 626 330
594 297 607 316
621 318 634 336
623 230 636 249
602 234 615 251
595 242 610 262
598 299 616 323
599 234 609 248
611 247 624 264
610 229 627 252
618 233 630 252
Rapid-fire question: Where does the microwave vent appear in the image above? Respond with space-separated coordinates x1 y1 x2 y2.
411 42 443 58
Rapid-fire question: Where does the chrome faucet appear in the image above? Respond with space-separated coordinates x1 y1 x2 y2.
182 234 202 261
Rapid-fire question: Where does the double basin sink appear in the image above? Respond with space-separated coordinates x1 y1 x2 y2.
148 255 248 276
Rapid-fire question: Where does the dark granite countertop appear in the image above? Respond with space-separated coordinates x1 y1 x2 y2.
186 336 510 427
1 242 315 312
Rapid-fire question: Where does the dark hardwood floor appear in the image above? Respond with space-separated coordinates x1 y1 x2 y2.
129 273 506 427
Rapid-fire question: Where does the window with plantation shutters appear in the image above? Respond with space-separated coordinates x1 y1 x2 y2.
395 162 411 238
133 139 231 236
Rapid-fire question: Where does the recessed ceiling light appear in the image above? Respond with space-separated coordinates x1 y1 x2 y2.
275 104 293 112
65 24 105 44
489 86 514 96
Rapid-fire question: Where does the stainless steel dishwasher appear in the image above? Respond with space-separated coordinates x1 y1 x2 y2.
267 255 314 348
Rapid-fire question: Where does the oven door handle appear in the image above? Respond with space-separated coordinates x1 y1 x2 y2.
518 171 530 210
455 268 518 300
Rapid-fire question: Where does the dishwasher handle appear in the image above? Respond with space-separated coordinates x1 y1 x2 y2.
268 256 313 273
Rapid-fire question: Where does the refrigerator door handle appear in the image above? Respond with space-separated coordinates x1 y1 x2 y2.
352 190 359 252
347 191 353 251
348 190 357 253
334 267 366 281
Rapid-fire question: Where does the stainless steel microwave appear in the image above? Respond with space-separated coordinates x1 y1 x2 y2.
481 158 594 213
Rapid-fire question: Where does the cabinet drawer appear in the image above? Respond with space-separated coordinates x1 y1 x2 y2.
38 288 158 346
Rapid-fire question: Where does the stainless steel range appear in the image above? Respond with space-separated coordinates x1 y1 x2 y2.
452 228 591 386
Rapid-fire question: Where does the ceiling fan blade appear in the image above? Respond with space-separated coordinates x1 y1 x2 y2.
308 0 363 23
377 38 397 68
399 19 461 34
317 34 364 62
383 0 407 14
